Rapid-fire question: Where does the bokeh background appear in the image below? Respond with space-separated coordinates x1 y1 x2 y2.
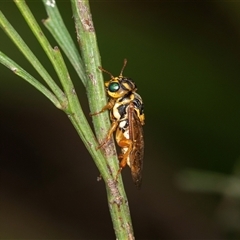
1 1 240 239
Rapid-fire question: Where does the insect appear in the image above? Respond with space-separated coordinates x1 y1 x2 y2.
91 59 145 188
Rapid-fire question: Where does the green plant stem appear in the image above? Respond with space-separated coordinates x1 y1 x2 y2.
1 0 111 182
51 46 110 178
1 1 135 238
71 0 135 239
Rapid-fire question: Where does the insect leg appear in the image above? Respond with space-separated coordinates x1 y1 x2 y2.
97 120 118 149
90 99 115 116
115 129 133 180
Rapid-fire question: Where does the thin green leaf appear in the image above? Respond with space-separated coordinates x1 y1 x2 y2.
0 51 61 108
0 10 66 106
42 0 87 86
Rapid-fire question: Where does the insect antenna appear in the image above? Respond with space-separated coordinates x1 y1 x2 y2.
98 66 114 79
119 58 127 77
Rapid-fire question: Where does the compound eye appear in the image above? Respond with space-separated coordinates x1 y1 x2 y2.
108 82 120 92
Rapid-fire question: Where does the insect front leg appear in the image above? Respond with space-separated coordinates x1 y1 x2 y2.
97 120 119 149
90 98 115 116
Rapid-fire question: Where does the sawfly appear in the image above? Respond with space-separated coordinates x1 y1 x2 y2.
91 59 145 188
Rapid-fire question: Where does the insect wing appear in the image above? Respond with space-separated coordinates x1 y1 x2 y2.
128 102 144 188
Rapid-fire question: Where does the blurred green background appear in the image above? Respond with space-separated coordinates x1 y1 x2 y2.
1 1 240 239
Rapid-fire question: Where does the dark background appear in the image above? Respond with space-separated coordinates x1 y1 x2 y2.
1 1 240 239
